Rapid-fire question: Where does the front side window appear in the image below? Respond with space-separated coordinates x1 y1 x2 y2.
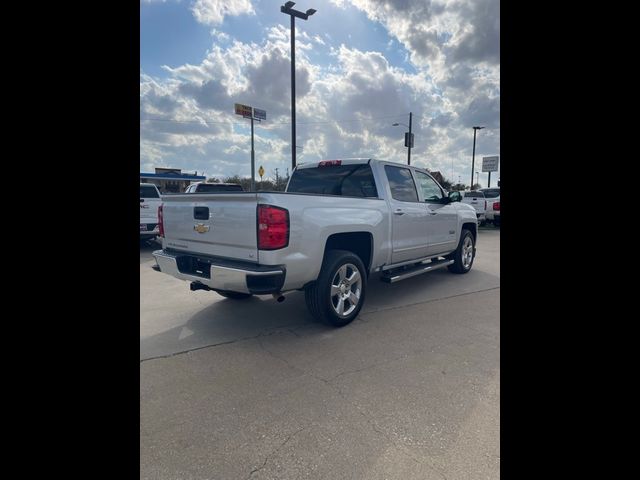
413 171 444 202
384 165 418 202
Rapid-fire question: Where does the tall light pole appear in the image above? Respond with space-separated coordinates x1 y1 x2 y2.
470 126 484 191
281 2 316 171
392 112 413 165
475 171 479 189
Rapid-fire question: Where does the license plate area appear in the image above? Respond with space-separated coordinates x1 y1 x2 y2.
176 255 212 279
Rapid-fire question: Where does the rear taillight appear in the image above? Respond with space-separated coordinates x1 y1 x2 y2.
158 204 164 237
493 202 500 211
258 205 289 250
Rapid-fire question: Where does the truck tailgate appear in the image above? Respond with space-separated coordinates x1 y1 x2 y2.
161 193 259 261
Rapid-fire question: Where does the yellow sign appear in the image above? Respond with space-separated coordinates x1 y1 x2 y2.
234 103 252 118
258 166 265 178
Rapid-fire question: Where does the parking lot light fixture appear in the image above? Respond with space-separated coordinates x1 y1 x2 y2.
281 2 316 170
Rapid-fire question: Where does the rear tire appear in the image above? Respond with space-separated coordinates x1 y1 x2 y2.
305 250 367 327
447 229 475 274
216 291 253 300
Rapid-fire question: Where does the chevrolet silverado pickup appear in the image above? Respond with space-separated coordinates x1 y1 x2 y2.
152 159 478 327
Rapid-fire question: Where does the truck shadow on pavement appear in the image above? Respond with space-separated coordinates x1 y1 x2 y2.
140 266 500 361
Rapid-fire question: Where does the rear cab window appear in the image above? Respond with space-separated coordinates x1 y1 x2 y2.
481 189 500 198
195 184 243 192
287 163 378 197
140 185 159 198
464 191 485 198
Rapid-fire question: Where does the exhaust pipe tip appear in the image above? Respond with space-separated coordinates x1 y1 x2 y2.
190 282 211 292
272 293 286 303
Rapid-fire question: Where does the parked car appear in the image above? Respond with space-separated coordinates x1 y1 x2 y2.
185 182 243 193
480 187 500 227
152 158 478 327
461 190 487 224
140 183 162 241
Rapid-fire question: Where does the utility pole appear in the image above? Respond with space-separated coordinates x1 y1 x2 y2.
470 126 484 191
408 112 412 166
392 112 413 165
250 116 255 192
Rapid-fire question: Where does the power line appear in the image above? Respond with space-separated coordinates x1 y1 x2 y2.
141 112 412 127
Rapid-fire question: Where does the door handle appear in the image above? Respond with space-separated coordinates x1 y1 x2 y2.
394 209 405 215
428 211 437 215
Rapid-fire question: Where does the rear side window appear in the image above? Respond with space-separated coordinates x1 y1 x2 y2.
384 165 419 202
464 191 485 198
481 188 500 198
140 185 159 198
287 164 378 197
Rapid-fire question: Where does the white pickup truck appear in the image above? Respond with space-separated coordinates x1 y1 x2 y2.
480 187 500 226
461 190 487 224
140 183 162 241
152 159 478 327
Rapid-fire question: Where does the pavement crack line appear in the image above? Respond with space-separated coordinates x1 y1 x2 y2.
140 330 282 363
246 426 308 479
141 287 499 364
254 338 444 475
140 321 310 363
319 374 448 480
362 286 500 316
328 354 410 381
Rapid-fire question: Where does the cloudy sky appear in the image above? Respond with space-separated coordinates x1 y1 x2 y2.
140 0 499 186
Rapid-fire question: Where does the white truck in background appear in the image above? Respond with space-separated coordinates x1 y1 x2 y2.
140 183 162 242
152 159 479 327
461 191 487 225
480 187 500 226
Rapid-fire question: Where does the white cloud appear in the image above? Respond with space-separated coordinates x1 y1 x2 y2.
141 1 500 186
190 0 255 26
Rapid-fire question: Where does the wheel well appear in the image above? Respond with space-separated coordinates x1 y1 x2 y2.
462 222 477 242
324 232 373 275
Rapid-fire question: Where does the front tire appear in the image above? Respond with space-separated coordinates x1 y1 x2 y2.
448 229 475 274
305 250 367 327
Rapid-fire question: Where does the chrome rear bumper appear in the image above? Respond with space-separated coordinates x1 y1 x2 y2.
152 249 285 294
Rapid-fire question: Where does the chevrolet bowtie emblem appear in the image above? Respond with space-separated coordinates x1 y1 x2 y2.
193 223 210 233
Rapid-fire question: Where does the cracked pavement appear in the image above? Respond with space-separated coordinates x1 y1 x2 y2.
140 228 500 479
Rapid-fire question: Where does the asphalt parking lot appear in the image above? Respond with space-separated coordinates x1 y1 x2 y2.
140 227 500 479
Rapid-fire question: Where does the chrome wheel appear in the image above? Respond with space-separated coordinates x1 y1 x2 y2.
462 236 474 268
330 263 362 317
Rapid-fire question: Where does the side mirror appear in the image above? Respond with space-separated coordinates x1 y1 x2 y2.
448 191 462 202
